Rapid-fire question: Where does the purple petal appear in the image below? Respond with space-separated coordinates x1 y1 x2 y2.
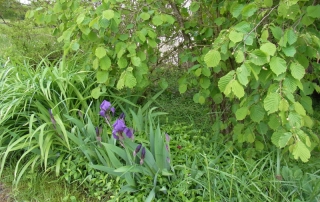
110 107 115 116
100 100 111 111
99 110 106 117
124 127 133 139
133 144 142 157
165 133 170 142
119 113 125 119
113 118 126 133
112 133 119 140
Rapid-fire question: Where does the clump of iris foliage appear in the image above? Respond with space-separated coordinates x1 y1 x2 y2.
0 57 319 201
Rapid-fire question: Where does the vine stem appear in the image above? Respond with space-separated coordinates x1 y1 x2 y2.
233 5 278 54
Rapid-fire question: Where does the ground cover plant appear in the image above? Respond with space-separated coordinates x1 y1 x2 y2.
0 0 320 201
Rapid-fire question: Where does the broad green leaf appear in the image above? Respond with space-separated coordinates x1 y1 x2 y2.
100 56 111 70
235 107 248 120
202 67 211 77
179 84 187 94
303 115 314 128
288 112 302 128
279 132 292 148
269 56 287 76
95 47 106 59
300 96 313 114
117 57 128 69
76 13 85 25
270 26 283 40
260 42 276 56
200 77 211 89
131 56 141 67
229 31 243 43
290 63 305 80
103 10 115 20
198 95 206 104
230 3 244 18
93 58 99 70
152 15 163 26
282 46 296 57
307 5 320 18
235 51 245 63
190 2 200 12
195 68 202 77
96 70 108 83
271 131 282 147
91 87 101 99
242 4 258 17
250 104 265 123
117 68 137 89
148 39 157 48
236 64 250 86
286 29 297 45
231 80 245 99
204 50 221 67
218 71 235 92
212 93 223 104
279 98 289 112
140 12 150 20
249 50 269 65
255 140 264 151
268 114 281 130
294 102 306 116
234 21 251 33
292 141 310 162
283 76 297 93
264 0 273 7
264 92 280 114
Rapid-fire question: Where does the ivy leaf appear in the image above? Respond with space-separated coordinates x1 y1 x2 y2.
103 10 115 20
236 107 248 120
218 71 235 92
204 50 221 67
231 80 245 99
140 12 150 20
95 47 106 59
250 104 265 123
229 31 243 43
292 141 310 162
264 92 281 114
269 56 287 76
290 62 305 80
279 132 292 148
260 42 276 56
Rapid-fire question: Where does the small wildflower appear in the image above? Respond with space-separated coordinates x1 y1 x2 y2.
140 147 146 165
133 144 142 157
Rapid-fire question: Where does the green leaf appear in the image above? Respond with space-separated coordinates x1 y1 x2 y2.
91 87 101 99
218 71 235 92
103 10 115 20
204 50 221 67
279 132 292 148
286 29 297 45
95 47 106 59
76 13 85 25
283 76 297 93
117 57 128 69
96 70 108 83
236 64 250 86
131 57 141 67
307 5 320 18
264 92 280 114
269 56 287 76
229 31 243 43
140 12 150 20
148 39 157 48
202 67 211 77
264 0 273 7
300 96 313 114
260 42 276 56
231 80 245 99
230 3 244 18
242 4 258 17
290 62 305 80
235 107 248 120
117 68 137 89
235 51 245 63
268 114 281 130
271 131 282 147
292 141 310 162
279 98 289 111
270 26 283 40
152 15 163 26
212 93 223 104
250 104 265 123
190 2 200 12
249 50 269 66
100 56 111 70
282 46 296 57
200 77 211 89
288 112 302 128
198 95 206 104
294 102 306 116
179 84 187 94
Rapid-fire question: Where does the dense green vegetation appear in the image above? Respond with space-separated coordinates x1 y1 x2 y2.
0 0 319 201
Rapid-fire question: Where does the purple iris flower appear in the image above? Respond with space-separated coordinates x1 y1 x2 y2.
100 100 115 117
112 118 126 139
140 147 146 165
124 127 134 139
133 144 142 157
